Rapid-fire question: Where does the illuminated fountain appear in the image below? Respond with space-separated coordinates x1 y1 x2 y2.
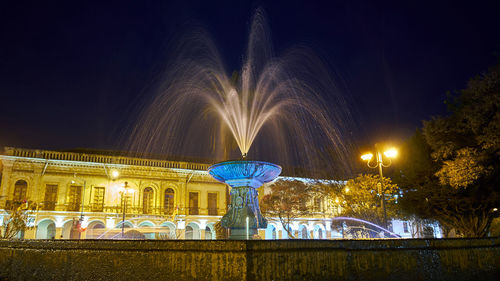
209 161 281 239
129 9 355 239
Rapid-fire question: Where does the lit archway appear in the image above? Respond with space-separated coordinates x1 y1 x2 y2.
36 219 56 239
159 221 177 239
138 221 156 239
298 225 309 239
314 224 326 239
205 223 216 240
62 220 73 239
87 221 105 239
265 223 278 240
185 222 200 239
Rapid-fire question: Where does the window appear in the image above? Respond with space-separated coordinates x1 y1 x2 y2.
189 192 199 215
207 192 217 215
13 180 28 201
403 222 409 233
164 188 175 215
143 187 154 214
314 197 322 212
43 184 58 210
67 185 82 212
92 187 105 212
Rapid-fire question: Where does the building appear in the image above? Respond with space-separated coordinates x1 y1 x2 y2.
0 147 440 240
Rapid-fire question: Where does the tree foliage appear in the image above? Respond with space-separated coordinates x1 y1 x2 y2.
260 179 316 238
394 60 500 237
1 201 35 239
324 174 399 228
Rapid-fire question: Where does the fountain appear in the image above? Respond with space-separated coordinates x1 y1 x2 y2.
128 8 354 177
128 9 355 238
208 160 281 239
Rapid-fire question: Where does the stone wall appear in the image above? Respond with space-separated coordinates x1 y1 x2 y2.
0 238 498 281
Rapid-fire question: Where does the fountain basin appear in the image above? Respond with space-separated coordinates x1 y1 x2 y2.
208 160 282 188
208 160 281 239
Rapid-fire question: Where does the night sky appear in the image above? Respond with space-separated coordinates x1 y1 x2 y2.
1 0 499 154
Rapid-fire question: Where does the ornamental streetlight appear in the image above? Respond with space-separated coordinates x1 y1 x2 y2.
117 181 134 238
361 144 398 230
71 174 87 238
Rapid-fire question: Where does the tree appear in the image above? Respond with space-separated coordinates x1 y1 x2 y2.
260 180 315 238
324 174 399 229
394 60 500 237
1 201 35 239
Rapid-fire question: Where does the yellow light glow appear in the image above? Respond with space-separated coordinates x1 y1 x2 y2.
111 170 120 179
384 148 398 158
127 188 135 194
361 153 373 161
344 187 349 193
335 198 340 203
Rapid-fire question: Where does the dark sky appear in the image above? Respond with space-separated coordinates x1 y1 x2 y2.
1 0 499 153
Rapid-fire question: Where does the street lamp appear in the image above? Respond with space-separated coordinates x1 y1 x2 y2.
71 174 87 236
361 144 398 230
117 181 134 238
111 169 120 180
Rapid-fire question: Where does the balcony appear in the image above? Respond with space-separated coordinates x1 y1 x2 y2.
188 207 199 215
67 203 80 212
42 201 56 211
207 208 218 216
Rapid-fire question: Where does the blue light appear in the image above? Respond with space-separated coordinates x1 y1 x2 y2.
208 160 282 188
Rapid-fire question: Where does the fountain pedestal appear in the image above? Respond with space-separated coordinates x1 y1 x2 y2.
208 160 281 240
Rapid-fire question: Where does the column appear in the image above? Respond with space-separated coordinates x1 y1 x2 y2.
55 227 63 239
0 162 13 207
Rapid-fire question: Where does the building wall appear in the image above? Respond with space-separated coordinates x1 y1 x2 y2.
0 147 436 240
0 147 229 239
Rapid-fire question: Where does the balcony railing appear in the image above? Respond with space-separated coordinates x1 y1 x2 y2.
4 147 211 171
67 203 80 212
207 208 218 216
188 207 199 215
42 201 56 211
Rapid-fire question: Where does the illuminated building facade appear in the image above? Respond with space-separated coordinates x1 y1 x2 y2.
0 147 439 240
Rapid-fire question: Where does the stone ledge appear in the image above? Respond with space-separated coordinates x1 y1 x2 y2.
0 238 498 281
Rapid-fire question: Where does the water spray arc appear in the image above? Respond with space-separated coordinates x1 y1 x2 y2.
128 8 354 175
129 9 355 238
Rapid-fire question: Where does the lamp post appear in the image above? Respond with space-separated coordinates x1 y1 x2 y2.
71 174 87 237
118 181 134 238
361 144 397 230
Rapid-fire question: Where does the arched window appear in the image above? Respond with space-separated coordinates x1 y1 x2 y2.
143 187 154 214
13 180 28 202
164 188 175 215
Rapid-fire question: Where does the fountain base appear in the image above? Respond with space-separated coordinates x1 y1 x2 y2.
208 160 282 240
